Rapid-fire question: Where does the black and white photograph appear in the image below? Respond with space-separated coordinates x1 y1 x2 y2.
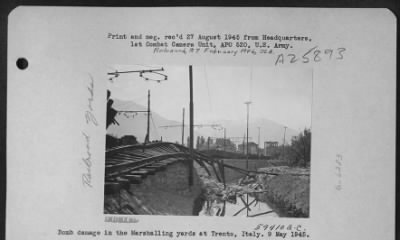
6 7 396 240
104 65 312 217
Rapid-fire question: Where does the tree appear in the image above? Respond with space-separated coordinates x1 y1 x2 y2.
105 134 138 149
287 128 311 167
106 90 118 128
119 135 138 145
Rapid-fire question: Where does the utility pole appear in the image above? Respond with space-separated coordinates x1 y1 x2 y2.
181 108 185 145
189 65 194 186
257 127 261 159
145 90 151 143
282 126 287 161
244 101 251 218
244 101 252 169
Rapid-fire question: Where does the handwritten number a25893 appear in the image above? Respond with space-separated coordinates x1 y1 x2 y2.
274 46 345 66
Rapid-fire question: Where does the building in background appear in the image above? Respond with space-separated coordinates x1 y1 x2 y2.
264 141 279 158
196 136 237 152
238 142 258 155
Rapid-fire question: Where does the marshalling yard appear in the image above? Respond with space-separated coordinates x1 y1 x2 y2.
103 141 310 218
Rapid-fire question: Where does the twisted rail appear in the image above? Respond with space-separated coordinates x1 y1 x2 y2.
104 142 300 195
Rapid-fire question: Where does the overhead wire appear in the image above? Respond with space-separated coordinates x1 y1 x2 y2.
150 114 160 139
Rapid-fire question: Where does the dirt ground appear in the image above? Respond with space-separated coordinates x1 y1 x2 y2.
256 166 310 217
194 163 310 217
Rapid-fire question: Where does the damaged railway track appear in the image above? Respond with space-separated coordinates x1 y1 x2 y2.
105 141 281 192
104 142 309 216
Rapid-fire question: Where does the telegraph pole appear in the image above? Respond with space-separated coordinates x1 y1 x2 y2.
145 90 151 143
244 101 252 169
244 101 251 217
282 126 287 161
189 65 194 186
182 108 185 145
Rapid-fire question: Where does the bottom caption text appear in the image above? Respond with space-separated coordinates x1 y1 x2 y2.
58 224 310 239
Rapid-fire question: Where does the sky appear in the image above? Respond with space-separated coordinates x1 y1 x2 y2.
107 65 312 131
